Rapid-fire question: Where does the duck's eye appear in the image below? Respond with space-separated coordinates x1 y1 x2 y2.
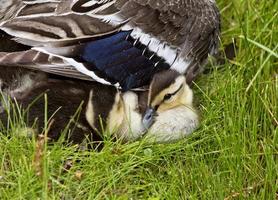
163 94 172 101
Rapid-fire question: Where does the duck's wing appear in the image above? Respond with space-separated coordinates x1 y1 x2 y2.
2 0 220 62
115 0 220 67
0 0 220 89
0 31 170 90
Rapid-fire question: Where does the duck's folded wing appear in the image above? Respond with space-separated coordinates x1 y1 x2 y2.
0 0 220 89
0 0 172 90
1 0 220 58
0 31 170 90
34 30 170 90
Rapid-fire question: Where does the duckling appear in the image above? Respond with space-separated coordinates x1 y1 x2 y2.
143 70 199 142
102 70 199 142
0 68 198 144
0 0 220 90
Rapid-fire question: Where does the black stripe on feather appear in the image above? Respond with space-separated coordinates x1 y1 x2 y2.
72 0 114 13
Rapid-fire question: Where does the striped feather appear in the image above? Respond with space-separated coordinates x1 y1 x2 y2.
2 14 123 46
0 50 95 81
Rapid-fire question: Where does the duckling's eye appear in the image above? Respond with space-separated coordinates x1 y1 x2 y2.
163 94 172 101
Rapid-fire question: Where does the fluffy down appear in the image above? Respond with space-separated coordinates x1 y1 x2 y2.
146 106 199 143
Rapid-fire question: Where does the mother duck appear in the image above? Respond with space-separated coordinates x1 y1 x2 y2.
0 0 220 91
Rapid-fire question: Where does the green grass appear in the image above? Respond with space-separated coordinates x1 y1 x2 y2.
0 0 277 199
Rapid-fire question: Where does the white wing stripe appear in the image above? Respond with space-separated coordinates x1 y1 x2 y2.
92 12 192 73
33 47 116 86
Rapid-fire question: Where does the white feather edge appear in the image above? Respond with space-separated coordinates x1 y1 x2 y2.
33 47 120 87
81 0 116 12
22 0 60 4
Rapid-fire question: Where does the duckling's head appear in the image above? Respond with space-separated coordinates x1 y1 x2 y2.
143 70 194 129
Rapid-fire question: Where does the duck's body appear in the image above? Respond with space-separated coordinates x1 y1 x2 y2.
0 0 220 90
0 67 199 143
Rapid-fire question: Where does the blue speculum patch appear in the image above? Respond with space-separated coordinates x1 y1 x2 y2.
79 31 170 90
